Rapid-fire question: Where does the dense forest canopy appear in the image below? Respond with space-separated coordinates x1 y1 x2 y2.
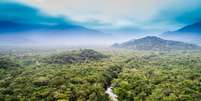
0 48 201 101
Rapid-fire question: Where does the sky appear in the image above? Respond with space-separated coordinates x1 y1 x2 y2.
1 0 201 33
0 0 201 46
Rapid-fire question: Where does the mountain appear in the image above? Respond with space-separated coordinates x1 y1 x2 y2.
0 20 102 46
0 20 97 33
112 36 201 51
161 21 201 44
0 2 104 46
0 2 97 33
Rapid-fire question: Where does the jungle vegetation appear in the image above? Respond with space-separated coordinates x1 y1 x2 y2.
0 48 201 101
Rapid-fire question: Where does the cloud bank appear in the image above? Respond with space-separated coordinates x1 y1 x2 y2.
12 0 201 33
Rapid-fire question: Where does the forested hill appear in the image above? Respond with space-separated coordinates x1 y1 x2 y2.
112 36 201 51
44 49 108 64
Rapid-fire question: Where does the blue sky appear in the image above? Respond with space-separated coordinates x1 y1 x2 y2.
1 0 201 33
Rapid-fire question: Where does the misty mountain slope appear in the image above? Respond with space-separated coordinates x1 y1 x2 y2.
0 2 105 46
0 20 99 34
112 36 201 51
161 21 201 44
0 2 99 34
176 22 201 33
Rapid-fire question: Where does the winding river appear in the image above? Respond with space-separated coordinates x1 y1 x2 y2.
105 86 118 101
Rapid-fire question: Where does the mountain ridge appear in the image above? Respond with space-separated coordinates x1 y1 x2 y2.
161 21 201 44
112 36 201 51
0 2 105 45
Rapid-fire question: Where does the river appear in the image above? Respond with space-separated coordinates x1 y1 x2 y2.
105 86 118 101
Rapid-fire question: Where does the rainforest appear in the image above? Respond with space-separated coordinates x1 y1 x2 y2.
0 48 201 101
1 0 201 101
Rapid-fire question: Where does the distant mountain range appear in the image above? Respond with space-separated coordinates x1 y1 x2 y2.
0 2 105 46
112 36 201 51
161 21 201 44
0 2 100 35
0 20 99 34
0 20 102 46
0 2 100 34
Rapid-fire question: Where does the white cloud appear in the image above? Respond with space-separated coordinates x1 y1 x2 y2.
14 0 201 32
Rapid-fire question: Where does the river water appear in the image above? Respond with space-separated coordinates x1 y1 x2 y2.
105 86 118 101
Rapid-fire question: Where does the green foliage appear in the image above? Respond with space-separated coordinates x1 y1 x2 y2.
112 51 201 101
0 49 116 101
44 49 108 64
0 49 201 101
0 57 19 69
